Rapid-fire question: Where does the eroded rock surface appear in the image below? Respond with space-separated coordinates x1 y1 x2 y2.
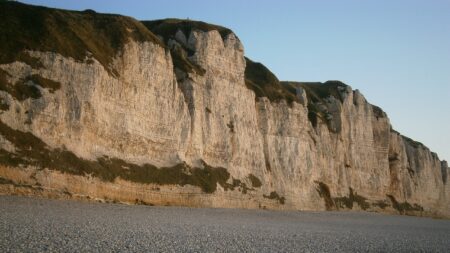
0 2 448 217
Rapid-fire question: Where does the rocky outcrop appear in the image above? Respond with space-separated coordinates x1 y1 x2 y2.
0 2 448 217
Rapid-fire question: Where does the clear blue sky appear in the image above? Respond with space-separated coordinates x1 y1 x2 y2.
21 0 450 162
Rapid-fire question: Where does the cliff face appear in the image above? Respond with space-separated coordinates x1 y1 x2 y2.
0 2 448 217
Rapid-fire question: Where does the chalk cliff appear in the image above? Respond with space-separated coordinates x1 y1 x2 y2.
0 2 448 217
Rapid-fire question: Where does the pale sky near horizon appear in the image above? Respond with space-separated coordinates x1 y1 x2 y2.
21 0 450 162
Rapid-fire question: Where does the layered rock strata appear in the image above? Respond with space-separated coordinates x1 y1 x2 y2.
0 2 448 217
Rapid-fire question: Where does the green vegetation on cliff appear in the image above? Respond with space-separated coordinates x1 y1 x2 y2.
0 1 162 76
0 120 233 193
142 18 233 43
244 57 300 105
142 19 233 76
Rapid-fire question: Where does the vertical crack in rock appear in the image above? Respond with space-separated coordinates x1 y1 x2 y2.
0 1 448 218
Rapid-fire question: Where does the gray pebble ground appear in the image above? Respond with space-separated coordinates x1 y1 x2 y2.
0 195 449 252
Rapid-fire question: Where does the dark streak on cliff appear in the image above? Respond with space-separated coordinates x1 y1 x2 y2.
0 120 237 194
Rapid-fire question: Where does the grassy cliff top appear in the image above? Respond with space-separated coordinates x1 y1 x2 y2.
244 57 350 106
142 18 234 43
282 80 348 103
0 1 163 75
244 57 300 105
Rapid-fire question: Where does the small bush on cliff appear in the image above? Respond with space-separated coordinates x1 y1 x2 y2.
263 191 285 204
314 181 334 210
0 69 41 101
0 70 61 101
248 174 262 188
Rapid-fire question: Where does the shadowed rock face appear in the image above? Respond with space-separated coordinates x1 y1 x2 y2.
0 1 448 217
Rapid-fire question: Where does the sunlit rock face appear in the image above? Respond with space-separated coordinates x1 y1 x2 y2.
0 2 448 217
